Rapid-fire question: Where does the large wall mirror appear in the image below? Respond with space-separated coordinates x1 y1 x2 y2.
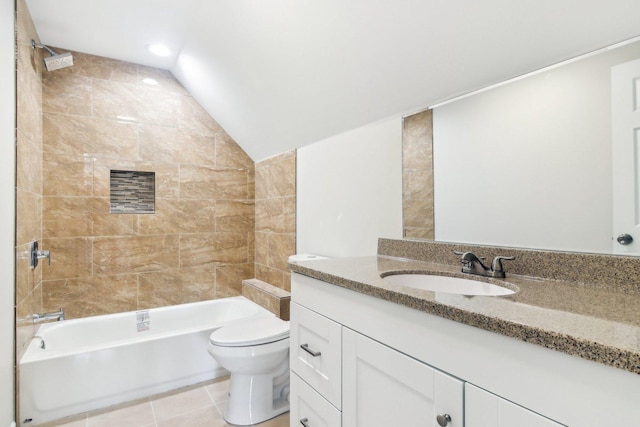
404 37 640 256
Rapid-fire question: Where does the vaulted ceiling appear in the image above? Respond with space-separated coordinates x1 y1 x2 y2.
26 0 640 161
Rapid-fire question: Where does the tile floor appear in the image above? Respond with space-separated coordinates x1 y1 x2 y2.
39 377 289 427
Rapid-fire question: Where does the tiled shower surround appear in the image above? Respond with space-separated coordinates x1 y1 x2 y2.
39 52 258 319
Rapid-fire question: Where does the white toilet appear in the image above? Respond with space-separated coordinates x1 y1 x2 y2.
207 316 290 425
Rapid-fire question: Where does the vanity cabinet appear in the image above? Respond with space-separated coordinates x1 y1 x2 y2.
343 328 463 427
290 272 609 426
465 384 563 427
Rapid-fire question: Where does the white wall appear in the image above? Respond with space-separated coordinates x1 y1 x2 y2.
433 42 640 254
0 0 16 425
297 116 403 258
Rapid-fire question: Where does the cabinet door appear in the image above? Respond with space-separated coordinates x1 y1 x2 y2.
290 372 341 427
290 302 343 408
466 384 564 427
342 328 463 427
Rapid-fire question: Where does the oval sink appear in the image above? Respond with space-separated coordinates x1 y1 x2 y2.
381 272 516 296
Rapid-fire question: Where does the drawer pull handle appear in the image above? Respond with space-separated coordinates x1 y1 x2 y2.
300 343 322 357
300 417 310 427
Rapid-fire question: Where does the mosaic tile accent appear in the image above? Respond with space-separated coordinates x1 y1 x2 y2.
110 170 155 214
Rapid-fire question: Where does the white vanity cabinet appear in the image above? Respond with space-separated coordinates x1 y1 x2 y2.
290 272 640 426
343 328 463 427
465 384 563 427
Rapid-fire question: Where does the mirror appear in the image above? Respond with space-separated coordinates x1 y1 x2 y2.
410 37 640 255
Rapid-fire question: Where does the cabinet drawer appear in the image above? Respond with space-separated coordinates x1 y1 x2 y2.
291 373 341 427
290 302 342 408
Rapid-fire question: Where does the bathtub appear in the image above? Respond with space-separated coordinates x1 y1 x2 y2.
19 296 276 426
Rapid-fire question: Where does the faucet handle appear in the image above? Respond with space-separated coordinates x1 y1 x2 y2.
490 256 515 277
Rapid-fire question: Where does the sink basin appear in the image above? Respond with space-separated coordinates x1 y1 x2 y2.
381 272 516 296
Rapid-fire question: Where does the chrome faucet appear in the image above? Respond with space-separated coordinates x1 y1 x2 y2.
33 308 65 323
453 251 514 278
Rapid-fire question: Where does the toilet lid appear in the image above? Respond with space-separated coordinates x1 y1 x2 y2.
209 317 290 347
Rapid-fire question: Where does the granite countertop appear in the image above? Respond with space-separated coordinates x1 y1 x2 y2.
288 255 640 375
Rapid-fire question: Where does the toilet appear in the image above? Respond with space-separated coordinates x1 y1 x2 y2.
207 316 290 425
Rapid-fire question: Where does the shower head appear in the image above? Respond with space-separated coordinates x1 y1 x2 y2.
31 40 74 71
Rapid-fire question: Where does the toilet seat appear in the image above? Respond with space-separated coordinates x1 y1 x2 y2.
210 317 289 347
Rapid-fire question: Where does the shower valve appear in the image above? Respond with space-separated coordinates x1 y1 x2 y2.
30 241 51 269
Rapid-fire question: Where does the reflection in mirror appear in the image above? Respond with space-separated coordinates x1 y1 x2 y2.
402 37 640 255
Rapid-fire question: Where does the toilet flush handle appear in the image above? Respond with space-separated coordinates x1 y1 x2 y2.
299 418 310 427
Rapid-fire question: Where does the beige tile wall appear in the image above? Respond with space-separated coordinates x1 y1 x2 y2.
15 0 44 357
40 51 256 319
402 109 434 240
254 151 296 291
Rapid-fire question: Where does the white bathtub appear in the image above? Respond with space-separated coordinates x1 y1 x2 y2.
19 297 276 426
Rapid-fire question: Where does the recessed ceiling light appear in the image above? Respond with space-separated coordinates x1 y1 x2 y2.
142 78 158 86
147 44 171 57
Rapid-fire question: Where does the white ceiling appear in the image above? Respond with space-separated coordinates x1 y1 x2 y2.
26 0 640 161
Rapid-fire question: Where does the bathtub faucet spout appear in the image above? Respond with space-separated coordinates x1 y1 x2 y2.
33 308 64 323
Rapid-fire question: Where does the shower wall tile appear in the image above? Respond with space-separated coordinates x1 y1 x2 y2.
42 72 92 116
43 197 94 238
92 79 181 126
216 133 254 169
42 274 138 318
212 169 251 199
255 232 270 267
138 125 216 165
180 233 248 268
283 196 296 234
247 230 256 264
41 238 92 281
137 198 215 235
138 269 215 309
180 166 250 200
43 153 93 197
43 113 138 158
16 43 43 146
16 131 43 195
16 189 42 247
254 151 296 291
16 0 39 46
247 168 256 200
15 243 39 306
57 51 138 83
268 234 296 271
137 66 189 96
256 198 284 234
216 263 255 298
91 197 139 236
92 235 180 275
255 264 285 290
178 96 223 136
216 200 254 234
255 154 296 199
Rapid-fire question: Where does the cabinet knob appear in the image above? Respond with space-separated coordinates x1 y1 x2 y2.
436 413 452 427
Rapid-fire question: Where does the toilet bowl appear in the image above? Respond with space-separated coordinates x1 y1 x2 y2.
208 316 290 425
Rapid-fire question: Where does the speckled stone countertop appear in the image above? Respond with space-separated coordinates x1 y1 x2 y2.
288 254 640 375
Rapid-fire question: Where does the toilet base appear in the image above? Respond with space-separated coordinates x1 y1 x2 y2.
224 365 290 425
